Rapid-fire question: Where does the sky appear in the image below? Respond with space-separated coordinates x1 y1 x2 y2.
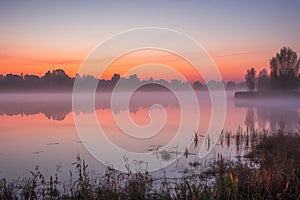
0 0 299 82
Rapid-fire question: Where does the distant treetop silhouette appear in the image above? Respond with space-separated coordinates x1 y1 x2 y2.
270 47 300 90
0 69 244 92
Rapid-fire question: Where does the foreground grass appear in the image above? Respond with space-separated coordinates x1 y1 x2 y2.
0 130 299 200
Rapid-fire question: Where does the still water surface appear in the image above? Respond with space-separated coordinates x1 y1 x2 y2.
0 91 299 180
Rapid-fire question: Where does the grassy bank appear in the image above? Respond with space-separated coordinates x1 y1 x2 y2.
1 130 299 200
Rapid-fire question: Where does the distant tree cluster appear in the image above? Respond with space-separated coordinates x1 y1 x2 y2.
0 69 247 92
245 47 300 91
195 80 246 91
0 69 73 91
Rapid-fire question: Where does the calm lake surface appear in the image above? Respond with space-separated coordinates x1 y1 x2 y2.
0 91 300 180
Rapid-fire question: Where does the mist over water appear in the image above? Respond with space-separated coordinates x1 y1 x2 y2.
0 91 299 180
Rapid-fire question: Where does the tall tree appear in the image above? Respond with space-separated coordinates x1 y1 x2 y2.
245 68 256 91
111 73 120 83
257 69 270 91
270 47 300 89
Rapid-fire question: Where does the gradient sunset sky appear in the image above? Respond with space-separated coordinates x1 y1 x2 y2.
0 1 299 82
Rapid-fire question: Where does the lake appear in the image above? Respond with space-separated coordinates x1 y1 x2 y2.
0 91 300 180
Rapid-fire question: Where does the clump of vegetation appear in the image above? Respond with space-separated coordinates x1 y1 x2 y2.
238 46 300 96
0 129 299 199
242 132 300 199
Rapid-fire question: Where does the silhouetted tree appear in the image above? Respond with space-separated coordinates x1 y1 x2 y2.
206 80 224 90
270 47 300 90
237 81 247 90
23 74 41 89
245 68 256 91
0 74 3 89
225 81 237 90
193 81 204 90
157 78 169 86
170 79 189 90
97 73 121 90
40 69 72 89
111 73 120 84
52 69 70 83
5 74 23 82
257 68 270 91
42 70 53 86
128 74 139 83
4 74 23 89
171 79 181 86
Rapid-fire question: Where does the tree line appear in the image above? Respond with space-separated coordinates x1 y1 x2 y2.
245 47 300 91
0 70 247 92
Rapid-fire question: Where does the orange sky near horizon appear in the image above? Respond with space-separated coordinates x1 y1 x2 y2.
0 48 274 82
100 50 204 82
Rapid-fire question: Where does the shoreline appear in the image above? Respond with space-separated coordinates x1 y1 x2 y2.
235 90 300 99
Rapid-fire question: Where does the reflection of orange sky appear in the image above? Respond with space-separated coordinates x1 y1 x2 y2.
95 91 214 153
0 99 213 153
0 113 76 147
0 48 273 82
96 107 180 153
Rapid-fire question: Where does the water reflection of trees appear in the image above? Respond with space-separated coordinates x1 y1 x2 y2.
256 106 299 132
0 91 179 121
0 98 71 121
245 108 255 132
235 99 300 133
